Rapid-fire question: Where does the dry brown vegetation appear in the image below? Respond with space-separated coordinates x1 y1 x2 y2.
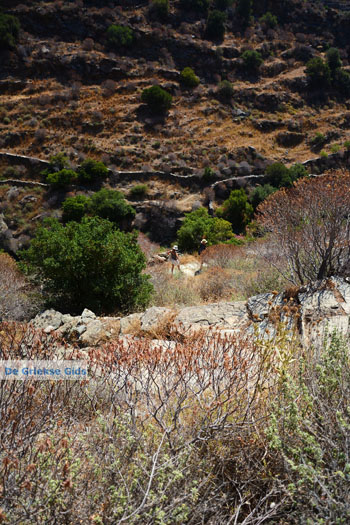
1 320 350 523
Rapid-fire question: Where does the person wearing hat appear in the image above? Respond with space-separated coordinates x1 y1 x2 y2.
198 238 207 271
168 245 181 275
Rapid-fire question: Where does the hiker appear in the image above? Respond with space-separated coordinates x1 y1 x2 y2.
168 245 181 275
198 238 207 271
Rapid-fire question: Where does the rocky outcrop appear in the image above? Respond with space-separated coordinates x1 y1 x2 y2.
247 276 350 346
30 277 350 348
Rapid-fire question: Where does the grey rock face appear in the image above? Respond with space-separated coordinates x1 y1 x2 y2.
31 309 63 331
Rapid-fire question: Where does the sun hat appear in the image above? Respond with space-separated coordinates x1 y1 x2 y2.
201 238 208 243
172 245 178 250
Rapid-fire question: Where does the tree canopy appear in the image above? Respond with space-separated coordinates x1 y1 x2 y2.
20 217 152 314
257 172 350 284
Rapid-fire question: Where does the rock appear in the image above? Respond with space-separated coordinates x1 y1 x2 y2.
0 214 8 235
238 161 252 176
140 307 173 331
32 309 63 330
120 313 142 334
253 119 284 132
175 302 248 329
79 320 104 346
81 308 96 321
276 132 305 147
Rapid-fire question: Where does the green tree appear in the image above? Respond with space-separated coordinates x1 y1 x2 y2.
62 195 90 222
89 189 135 226
77 158 109 183
106 25 133 49
177 208 233 252
236 0 252 27
20 217 152 314
306 57 331 89
180 67 200 88
180 0 210 11
150 0 169 19
205 10 227 40
259 11 278 29
266 163 292 188
141 85 172 113
326 47 342 73
0 12 20 49
334 68 350 97
214 0 233 9
241 49 263 72
216 189 253 233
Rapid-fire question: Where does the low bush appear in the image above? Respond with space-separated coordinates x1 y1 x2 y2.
241 49 263 72
205 10 227 40
310 131 327 150
0 253 41 320
106 24 133 49
180 67 200 88
180 0 210 11
0 12 20 50
89 188 136 226
150 0 169 19
306 57 331 88
250 184 277 209
213 0 233 9
129 183 149 200
217 79 234 101
46 168 77 188
236 0 252 27
259 11 278 29
77 158 109 183
141 85 172 113
202 166 215 182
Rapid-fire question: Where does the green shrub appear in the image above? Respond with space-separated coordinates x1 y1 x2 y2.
48 152 70 171
306 57 331 88
0 12 20 50
311 132 327 149
129 184 149 200
250 184 277 209
216 189 253 233
89 189 136 226
180 67 200 88
20 217 152 314
106 24 133 49
62 195 90 222
217 80 234 101
344 140 350 150
288 163 308 181
77 158 109 183
265 163 292 188
320 150 328 158
202 166 215 183
241 49 263 72
180 0 210 11
46 169 78 188
213 0 233 9
205 10 227 40
141 85 172 113
259 11 278 29
150 0 169 18
334 68 350 96
236 0 252 27
326 47 342 72
177 208 233 252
